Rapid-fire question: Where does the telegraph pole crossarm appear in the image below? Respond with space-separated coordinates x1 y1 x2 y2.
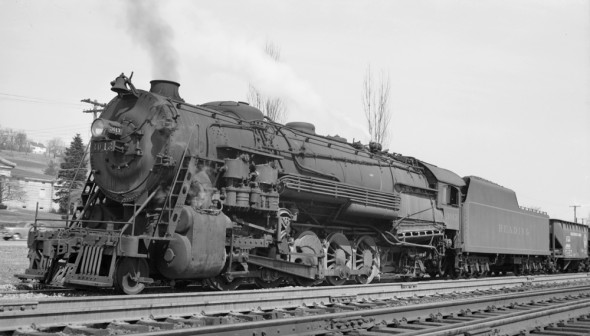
81 99 106 120
570 205 581 223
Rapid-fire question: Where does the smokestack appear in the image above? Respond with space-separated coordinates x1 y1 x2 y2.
150 80 184 102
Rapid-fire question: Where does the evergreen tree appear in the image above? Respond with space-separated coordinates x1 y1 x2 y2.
54 134 88 213
44 159 58 176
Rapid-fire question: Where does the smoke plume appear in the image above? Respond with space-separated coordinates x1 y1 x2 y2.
121 3 369 143
124 0 180 81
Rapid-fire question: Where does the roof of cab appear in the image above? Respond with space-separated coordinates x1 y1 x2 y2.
420 162 465 187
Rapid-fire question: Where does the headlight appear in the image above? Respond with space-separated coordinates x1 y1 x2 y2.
91 119 123 138
91 119 106 137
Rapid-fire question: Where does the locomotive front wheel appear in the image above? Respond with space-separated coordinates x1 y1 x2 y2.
449 268 461 279
294 276 322 287
206 276 245 291
254 267 284 289
115 257 149 295
513 265 522 276
325 275 347 286
254 277 283 289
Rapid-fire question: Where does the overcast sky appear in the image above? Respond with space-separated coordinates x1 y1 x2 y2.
0 0 588 221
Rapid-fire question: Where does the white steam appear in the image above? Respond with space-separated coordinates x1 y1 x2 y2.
182 12 370 142
186 14 324 119
124 0 180 81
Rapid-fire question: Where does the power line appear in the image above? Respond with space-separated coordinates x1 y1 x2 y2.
25 128 89 135
20 124 89 132
0 92 85 107
1 125 90 138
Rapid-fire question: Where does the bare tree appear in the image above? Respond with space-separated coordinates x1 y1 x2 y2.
15 132 29 152
0 127 29 152
46 137 65 158
247 41 288 123
0 127 9 149
0 177 26 205
362 65 391 147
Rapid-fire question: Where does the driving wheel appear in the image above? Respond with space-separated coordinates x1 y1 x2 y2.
353 235 380 284
291 231 323 287
325 232 352 286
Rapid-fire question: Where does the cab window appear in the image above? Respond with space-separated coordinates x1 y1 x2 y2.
447 186 459 206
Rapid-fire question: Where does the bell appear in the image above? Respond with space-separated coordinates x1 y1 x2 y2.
110 73 131 94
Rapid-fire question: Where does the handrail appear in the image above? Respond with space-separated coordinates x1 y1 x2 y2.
65 142 91 226
118 186 161 238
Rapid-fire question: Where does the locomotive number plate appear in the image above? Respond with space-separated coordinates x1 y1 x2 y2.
91 141 115 153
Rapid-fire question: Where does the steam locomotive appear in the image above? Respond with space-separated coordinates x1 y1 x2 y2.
17 74 588 294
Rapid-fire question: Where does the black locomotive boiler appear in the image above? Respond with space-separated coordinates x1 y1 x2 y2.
17 74 587 294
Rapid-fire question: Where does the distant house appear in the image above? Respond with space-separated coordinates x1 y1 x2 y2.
31 144 47 155
0 157 16 177
0 156 58 212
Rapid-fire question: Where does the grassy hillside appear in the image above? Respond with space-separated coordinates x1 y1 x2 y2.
0 150 57 175
0 208 63 226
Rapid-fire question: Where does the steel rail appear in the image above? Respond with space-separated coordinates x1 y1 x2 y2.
398 298 590 336
0 273 588 332
117 284 590 336
0 288 74 296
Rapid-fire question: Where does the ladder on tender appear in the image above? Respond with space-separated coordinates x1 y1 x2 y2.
153 153 195 238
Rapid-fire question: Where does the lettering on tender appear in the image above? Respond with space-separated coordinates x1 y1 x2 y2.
498 224 530 236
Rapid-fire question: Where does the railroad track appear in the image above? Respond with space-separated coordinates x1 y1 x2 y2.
136 285 590 336
0 285 204 299
0 288 74 297
1 273 589 335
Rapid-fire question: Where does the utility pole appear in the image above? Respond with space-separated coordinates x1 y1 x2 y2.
570 205 581 223
81 99 106 120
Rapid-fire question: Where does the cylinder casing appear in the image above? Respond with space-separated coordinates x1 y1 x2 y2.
157 206 230 279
